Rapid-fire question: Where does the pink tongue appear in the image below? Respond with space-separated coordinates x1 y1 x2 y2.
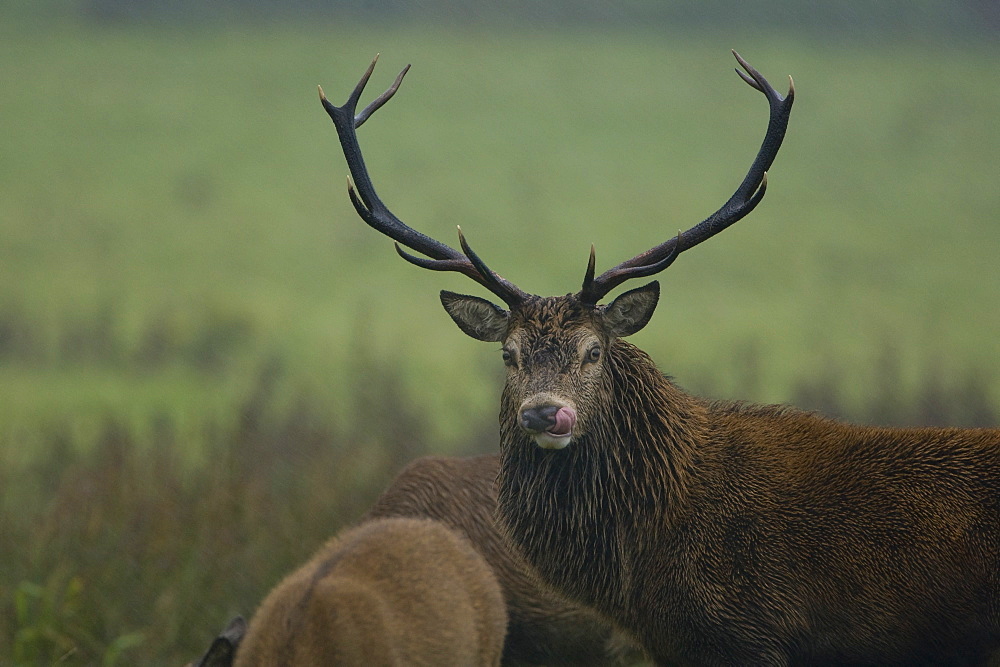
548 406 577 436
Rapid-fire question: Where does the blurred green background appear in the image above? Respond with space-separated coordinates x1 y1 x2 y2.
2 0 998 663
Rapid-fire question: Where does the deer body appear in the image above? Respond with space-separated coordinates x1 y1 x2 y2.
494 318 1000 665
234 517 507 667
322 52 1000 664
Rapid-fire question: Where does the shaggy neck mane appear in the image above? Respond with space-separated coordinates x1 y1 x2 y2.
497 338 706 611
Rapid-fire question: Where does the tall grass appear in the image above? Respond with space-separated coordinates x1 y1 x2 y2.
0 350 496 665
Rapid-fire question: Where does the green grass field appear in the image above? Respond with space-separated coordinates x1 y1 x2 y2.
2 10 999 664
4 18 999 447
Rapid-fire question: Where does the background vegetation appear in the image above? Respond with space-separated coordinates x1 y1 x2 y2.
2 1 998 664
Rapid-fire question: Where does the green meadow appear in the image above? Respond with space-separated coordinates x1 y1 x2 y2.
1 8 998 664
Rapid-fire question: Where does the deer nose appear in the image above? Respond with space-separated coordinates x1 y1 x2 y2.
520 405 561 433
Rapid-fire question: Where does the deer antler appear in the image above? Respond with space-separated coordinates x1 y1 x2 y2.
320 55 529 308
578 50 795 306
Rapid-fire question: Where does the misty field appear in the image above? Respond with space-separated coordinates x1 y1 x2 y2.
1 8 999 665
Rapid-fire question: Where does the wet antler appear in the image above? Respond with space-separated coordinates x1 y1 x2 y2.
319 55 528 308
323 52 793 309
577 50 794 305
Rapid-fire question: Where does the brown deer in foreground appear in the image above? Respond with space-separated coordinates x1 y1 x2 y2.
232 517 507 666
188 455 640 667
321 53 1000 665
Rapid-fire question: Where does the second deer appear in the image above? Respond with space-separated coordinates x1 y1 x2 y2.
233 517 507 666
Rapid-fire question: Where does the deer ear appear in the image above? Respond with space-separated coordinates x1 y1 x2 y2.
192 616 246 667
440 291 509 342
599 281 660 337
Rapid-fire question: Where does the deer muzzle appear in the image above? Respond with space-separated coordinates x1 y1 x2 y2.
518 400 577 450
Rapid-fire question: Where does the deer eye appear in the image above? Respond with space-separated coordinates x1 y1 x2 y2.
501 348 517 367
584 344 602 365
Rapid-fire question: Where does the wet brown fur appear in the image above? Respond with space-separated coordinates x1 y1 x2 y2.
483 296 1000 666
362 453 644 666
233 517 507 666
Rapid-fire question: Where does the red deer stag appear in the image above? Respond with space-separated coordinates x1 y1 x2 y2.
233 517 506 666
321 54 1000 665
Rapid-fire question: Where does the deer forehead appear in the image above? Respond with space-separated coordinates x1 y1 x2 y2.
506 298 603 363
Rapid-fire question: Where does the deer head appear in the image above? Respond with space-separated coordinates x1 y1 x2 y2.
320 52 793 450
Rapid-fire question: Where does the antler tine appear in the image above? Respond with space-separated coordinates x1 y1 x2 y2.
456 227 528 305
321 56 528 307
354 57 410 128
392 228 527 305
582 245 597 289
579 51 794 306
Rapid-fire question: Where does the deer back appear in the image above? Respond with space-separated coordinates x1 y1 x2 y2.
233 517 507 667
